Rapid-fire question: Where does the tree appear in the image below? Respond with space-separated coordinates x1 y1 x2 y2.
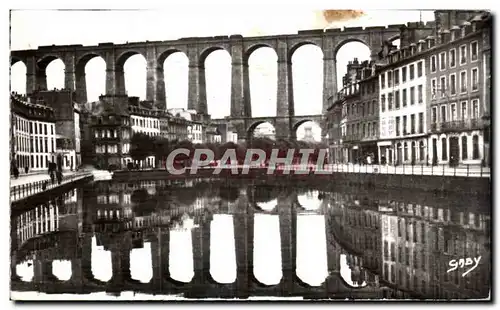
152 137 170 168
130 132 154 162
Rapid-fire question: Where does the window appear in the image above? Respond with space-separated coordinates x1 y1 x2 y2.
381 73 385 89
95 130 99 138
381 95 386 112
461 101 468 119
472 99 479 119
388 71 393 87
431 78 437 98
396 116 400 136
471 68 478 91
410 87 415 105
402 89 407 107
450 103 457 121
460 71 467 93
409 64 415 80
418 85 423 103
44 138 48 154
39 123 42 134
404 142 408 161
441 105 447 123
462 136 468 160
459 44 467 65
442 137 448 160
472 135 479 159
430 55 437 72
388 93 393 110
34 123 37 134
440 76 447 97
471 41 478 62
418 141 425 161
35 138 38 152
394 69 400 85
403 115 407 135
402 67 407 83
395 91 400 109
411 114 415 134
44 124 47 135
449 49 456 67
450 74 456 95
417 61 423 77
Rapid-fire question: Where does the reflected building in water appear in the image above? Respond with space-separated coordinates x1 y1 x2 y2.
10 179 490 300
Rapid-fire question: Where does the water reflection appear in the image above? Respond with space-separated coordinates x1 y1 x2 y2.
10 178 490 300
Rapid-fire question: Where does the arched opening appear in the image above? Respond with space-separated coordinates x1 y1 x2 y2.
340 254 368 288
291 44 323 116
248 46 277 117
209 214 237 284
91 235 112 282
248 121 276 140
52 260 71 281
296 204 328 286
77 55 106 103
169 216 195 283
295 121 321 143
11 60 26 94
162 51 188 110
16 260 33 282
122 53 147 99
39 57 65 90
204 49 231 118
253 212 281 285
335 41 371 91
130 241 153 283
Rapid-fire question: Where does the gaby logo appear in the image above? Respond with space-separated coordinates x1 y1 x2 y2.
164 148 331 175
446 256 482 277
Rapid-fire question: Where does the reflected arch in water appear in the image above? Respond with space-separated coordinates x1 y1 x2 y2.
253 214 282 286
209 215 237 284
339 254 367 288
52 260 72 281
297 190 323 211
130 242 153 283
91 236 112 282
16 260 34 282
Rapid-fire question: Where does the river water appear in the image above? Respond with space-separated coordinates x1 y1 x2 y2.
10 178 491 300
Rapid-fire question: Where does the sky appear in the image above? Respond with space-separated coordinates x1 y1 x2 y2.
9 9 434 139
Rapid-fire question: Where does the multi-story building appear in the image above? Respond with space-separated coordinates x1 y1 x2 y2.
166 114 190 142
426 11 491 166
188 121 204 144
333 59 380 163
205 124 222 144
378 39 430 165
129 98 161 138
30 89 82 170
88 95 131 170
325 93 343 163
11 93 57 173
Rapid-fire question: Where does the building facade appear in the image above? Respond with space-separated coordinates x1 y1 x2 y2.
426 12 491 166
11 93 57 173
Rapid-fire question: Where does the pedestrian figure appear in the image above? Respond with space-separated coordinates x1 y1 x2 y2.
42 180 48 191
50 171 55 184
13 167 19 179
56 170 62 185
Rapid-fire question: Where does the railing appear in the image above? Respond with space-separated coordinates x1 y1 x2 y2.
10 172 92 202
430 119 485 133
292 163 490 178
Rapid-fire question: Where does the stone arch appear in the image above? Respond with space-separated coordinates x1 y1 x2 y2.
37 55 65 90
76 53 106 103
289 44 324 116
247 120 276 139
11 56 24 66
333 38 370 60
11 59 27 94
288 41 322 60
198 46 229 67
246 45 278 118
158 49 188 110
116 50 147 98
244 43 275 63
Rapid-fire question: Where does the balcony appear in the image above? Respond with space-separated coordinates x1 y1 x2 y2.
430 119 486 133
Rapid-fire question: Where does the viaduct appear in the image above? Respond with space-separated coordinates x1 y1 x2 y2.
11 25 402 140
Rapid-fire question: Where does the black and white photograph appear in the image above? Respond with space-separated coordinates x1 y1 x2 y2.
8 5 492 301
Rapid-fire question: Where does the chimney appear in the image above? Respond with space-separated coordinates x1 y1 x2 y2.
450 25 461 41
440 29 451 44
462 21 472 36
417 40 426 52
409 43 417 55
426 36 436 48
471 14 483 32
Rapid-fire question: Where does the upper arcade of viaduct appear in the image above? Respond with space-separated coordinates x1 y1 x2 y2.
11 25 402 119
